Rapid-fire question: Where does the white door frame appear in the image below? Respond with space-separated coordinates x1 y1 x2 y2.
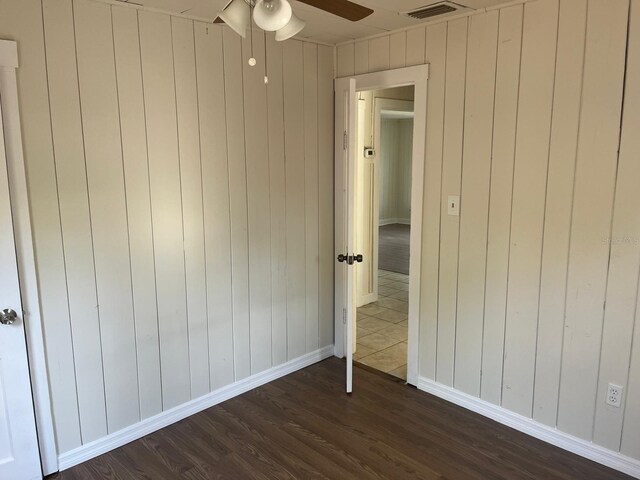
1 39 58 475
334 65 429 387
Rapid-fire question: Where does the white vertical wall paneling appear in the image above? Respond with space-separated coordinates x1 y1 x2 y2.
111 5 163 420
318 44 335 348
405 27 426 67
436 17 468 387
368 36 390 72
336 43 354 77
389 32 407 69
242 32 273 375
501 0 558 416
620 0 640 458
282 40 306 360
172 16 210 398
74 0 139 433
265 35 288 365
222 28 251 382
480 4 523 406
354 40 369 74
4 0 336 459
194 23 235 390
303 42 320 353
39 0 97 447
419 22 446 380
532 0 586 426
594 0 640 450
138 10 190 409
454 10 498 397
557 0 629 440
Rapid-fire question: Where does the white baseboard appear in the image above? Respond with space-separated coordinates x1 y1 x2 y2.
417 377 640 479
379 217 411 226
58 345 334 471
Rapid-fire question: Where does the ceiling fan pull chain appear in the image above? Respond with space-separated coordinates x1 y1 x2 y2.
248 1 257 66
264 30 269 84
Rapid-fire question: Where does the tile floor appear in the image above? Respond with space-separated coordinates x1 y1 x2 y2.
355 269 409 380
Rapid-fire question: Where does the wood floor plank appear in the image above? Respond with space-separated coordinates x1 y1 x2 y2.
49 358 632 480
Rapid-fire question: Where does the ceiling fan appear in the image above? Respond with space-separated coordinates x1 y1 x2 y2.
216 0 374 41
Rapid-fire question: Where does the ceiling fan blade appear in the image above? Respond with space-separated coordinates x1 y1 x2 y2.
296 0 373 21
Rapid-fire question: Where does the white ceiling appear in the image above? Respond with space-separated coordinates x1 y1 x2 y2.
118 0 510 44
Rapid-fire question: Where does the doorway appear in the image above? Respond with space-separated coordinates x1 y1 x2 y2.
354 87 415 381
334 64 429 392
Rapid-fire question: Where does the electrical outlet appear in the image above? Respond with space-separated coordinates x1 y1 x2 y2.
606 383 624 408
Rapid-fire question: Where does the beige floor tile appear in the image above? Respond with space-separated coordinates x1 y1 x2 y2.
358 303 387 316
357 332 401 351
358 342 407 373
378 277 395 286
389 364 407 380
357 316 394 332
386 281 409 291
357 326 374 339
378 270 394 278
354 344 377 360
385 272 409 282
397 303 409 314
371 307 407 323
397 320 408 328
376 324 408 342
378 285 401 297
357 311 371 321
388 290 409 302
376 296 408 312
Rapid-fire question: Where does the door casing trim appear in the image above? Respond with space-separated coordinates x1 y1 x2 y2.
334 64 429 386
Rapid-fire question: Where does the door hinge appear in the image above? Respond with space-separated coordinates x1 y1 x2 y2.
343 130 348 150
342 308 347 325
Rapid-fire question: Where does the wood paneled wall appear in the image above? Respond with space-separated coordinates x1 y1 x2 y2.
379 118 413 223
0 0 334 455
339 0 640 460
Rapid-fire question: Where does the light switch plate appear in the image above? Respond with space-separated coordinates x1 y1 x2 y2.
448 195 460 216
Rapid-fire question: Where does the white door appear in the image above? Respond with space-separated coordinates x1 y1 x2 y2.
334 78 357 393
0 92 42 480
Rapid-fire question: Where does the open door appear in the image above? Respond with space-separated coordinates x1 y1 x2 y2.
0 84 42 480
334 78 357 393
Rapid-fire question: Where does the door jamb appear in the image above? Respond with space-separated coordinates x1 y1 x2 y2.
334 65 429 386
1 38 59 475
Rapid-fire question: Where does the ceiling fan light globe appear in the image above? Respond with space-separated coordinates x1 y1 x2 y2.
275 13 305 41
253 0 292 31
218 0 250 37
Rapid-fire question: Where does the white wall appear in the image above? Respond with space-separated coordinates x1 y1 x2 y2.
379 118 412 224
339 0 640 462
0 0 334 457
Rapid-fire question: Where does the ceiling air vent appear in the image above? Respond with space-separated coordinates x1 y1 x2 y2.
405 2 470 20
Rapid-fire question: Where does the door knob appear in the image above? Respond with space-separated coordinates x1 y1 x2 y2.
0 309 18 325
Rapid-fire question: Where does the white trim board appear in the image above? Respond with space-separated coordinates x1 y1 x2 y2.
379 218 411 226
417 377 640 479
58 345 334 471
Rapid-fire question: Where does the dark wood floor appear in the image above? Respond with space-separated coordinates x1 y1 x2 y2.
379 223 410 275
48 357 631 480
